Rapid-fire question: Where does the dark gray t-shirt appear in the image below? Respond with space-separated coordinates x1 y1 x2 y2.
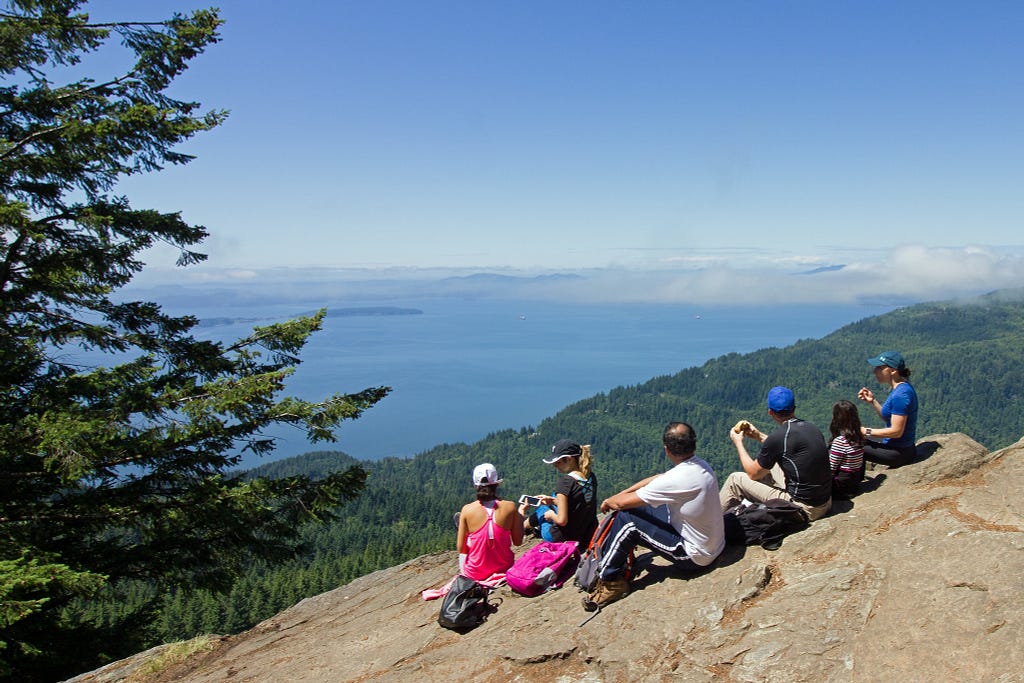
757 418 832 506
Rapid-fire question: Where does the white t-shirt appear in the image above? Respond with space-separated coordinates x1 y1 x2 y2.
636 456 726 566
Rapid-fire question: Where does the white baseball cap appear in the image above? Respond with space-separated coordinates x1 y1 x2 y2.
472 463 502 486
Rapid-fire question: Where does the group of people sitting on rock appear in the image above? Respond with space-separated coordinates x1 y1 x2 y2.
455 350 919 610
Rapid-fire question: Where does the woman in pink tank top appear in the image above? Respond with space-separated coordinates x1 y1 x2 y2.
457 463 524 581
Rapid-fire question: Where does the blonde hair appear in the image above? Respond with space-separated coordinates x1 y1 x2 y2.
577 444 593 478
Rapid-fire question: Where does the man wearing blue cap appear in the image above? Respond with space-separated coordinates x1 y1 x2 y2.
720 386 832 521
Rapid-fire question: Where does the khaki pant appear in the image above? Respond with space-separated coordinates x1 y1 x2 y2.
719 466 831 521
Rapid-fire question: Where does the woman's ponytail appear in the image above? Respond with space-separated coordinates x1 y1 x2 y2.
475 483 498 502
578 444 593 478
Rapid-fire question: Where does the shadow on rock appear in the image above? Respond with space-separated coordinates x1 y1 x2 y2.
859 472 887 494
912 440 941 464
828 473 887 516
828 498 855 515
629 543 746 592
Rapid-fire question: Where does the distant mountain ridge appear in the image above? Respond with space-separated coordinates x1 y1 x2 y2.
440 272 584 283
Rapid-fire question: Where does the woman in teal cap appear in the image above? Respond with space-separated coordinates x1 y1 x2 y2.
857 351 919 467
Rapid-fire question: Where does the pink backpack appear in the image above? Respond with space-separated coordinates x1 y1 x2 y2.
506 541 580 597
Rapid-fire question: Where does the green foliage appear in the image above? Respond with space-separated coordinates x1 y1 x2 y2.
0 553 104 676
0 3 387 680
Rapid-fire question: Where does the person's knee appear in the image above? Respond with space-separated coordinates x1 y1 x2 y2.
805 502 831 522
724 471 748 492
607 508 639 531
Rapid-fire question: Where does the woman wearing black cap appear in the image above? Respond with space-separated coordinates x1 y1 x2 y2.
857 350 919 468
520 440 598 544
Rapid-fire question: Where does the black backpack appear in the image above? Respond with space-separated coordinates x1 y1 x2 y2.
437 575 497 631
723 499 810 550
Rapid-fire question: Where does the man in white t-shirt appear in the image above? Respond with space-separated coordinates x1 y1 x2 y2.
585 422 726 610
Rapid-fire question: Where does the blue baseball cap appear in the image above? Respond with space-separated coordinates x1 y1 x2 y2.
766 386 795 412
868 350 905 370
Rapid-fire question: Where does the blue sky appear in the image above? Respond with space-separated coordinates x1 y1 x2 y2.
84 1 1024 303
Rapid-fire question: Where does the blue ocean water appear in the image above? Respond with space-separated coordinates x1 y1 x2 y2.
189 298 893 466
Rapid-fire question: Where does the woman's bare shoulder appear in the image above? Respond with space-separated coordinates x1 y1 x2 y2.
460 500 481 515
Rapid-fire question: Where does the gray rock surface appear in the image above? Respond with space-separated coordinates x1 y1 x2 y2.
69 433 1024 683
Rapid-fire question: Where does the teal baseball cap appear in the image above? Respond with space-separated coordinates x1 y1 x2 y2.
868 351 905 370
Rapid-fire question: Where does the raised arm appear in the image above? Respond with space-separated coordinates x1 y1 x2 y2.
730 429 770 481
857 387 883 418
600 473 660 512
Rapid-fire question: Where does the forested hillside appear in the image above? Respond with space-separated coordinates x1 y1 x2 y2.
91 290 1024 649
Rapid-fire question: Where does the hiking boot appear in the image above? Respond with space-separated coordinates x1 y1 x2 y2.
583 576 630 610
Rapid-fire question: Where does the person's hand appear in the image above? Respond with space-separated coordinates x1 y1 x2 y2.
858 387 874 403
518 502 529 516
733 420 761 439
600 498 612 513
539 495 555 506
729 428 746 447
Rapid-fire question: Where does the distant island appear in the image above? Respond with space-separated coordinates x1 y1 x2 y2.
195 316 266 328
197 307 423 328
797 264 846 275
327 306 423 317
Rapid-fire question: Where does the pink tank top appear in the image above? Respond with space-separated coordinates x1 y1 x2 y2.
462 501 514 580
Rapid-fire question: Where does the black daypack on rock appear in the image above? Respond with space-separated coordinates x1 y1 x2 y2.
723 498 810 551
437 575 496 631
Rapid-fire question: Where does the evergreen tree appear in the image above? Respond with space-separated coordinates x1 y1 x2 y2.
0 2 387 679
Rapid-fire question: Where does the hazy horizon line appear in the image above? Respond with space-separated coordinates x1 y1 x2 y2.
126 243 1024 307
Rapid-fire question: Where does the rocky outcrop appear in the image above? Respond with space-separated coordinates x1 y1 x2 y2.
69 433 1024 683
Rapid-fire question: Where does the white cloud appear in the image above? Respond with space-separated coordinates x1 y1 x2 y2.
126 244 1024 308
531 245 1024 305
806 244 1024 304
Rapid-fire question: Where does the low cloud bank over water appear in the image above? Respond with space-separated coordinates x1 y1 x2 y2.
131 244 1024 308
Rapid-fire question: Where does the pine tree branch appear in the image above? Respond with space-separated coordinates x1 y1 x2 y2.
0 123 74 161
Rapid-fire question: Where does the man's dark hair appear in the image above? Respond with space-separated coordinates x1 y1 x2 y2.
663 421 696 456
770 407 796 419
